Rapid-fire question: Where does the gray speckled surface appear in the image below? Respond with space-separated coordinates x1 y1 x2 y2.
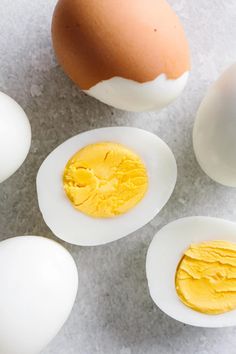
1 1 236 353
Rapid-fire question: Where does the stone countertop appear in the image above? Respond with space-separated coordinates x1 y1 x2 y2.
0 0 236 353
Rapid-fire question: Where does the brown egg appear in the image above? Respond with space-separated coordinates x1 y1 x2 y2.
52 0 190 111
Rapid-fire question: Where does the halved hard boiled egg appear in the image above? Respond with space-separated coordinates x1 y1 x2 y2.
37 127 177 246
146 217 236 327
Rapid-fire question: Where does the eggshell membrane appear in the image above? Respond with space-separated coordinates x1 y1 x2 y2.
146 216 236 327
0 236 78 354
36 127 177 246
52 0 190 90
193 63 236 187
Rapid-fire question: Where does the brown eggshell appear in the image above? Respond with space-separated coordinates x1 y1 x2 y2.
52 0 190 90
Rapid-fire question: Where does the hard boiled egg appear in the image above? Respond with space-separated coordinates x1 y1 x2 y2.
37 127 177 246
0 236 78 354
0 92 31 183
52 0 190 112
146 216 236 327
193 63 236 187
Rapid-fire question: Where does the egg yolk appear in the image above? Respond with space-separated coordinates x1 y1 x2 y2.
175 240 236 315
63 142 148 218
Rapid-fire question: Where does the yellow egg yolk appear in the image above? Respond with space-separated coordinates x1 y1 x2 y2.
63 142 148 218
175 240 236 315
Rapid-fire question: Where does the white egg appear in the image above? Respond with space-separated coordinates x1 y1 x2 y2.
193 63 236 187
0 92 31 183
0 236 78 354
146 216 236 327
36 127 177 246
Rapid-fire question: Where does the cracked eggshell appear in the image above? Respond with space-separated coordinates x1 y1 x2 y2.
146 216 236 327
52 0 190 111
193 63 236 187
36 127 177 246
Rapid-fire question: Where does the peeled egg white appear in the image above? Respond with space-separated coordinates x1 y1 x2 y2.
193 63 236 187
0 92 31 183
84 73 189 112
0 236 78 354
146 216 236 327
37 127 177 246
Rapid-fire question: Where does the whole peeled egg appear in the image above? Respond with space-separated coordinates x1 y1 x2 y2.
52 0 190 112
193 63 236 187
0 92 31 183
0 236 78 354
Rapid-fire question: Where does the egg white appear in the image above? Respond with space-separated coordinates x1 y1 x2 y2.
0 92 31 183
84 72 189 112
146 216 236 328
37 127 177 246
0 236 78 354
193 63 236 187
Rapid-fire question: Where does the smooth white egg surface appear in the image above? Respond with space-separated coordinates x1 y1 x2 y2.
0 92 31 183
193 63 236 187
37 127 177 246
146 216 236 327
84 72 189 112
0 236 78 354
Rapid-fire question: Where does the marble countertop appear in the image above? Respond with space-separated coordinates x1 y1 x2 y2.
1 0 236 353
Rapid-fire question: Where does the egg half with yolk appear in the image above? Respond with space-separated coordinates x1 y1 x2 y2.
36 127 177 246
146 216 236 327
52 0 190 112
